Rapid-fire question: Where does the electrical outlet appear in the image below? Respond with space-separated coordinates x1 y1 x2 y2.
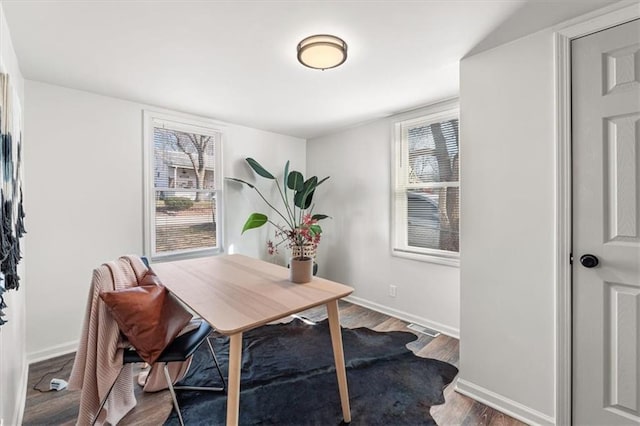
389 285 397 297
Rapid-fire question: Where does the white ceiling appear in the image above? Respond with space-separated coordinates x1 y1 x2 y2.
2 0 617 139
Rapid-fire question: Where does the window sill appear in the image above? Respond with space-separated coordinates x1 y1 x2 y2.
392 249 460 267
150 247 223 263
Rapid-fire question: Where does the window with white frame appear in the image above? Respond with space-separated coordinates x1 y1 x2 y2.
392 102 459 265
144 111 223 260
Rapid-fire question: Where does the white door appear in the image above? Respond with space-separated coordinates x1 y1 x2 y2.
572 19 640 426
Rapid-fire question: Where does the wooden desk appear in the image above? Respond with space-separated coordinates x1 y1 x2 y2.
152 254 354 426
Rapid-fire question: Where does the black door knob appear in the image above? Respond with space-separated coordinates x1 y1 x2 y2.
580 254 599 268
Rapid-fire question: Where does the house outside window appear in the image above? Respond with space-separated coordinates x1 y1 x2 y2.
392 100 459 266
144 110 224 260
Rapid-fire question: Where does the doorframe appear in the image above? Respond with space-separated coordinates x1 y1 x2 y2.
553 3 640 425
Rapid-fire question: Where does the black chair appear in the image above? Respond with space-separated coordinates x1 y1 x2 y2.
93 320 226 426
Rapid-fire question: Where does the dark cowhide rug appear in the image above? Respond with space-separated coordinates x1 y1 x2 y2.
164 319 458 425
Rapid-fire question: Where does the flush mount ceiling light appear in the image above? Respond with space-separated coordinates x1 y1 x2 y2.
297 34 348 70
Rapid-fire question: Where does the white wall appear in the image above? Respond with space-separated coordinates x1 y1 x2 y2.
0 2 26 425
24 80 305 361
457 29 557 424
306 112 460 337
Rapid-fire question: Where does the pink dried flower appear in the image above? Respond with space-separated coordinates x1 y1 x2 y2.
302 214 317 225
266 240 277 255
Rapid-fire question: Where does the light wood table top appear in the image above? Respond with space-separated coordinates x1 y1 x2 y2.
151 254 354 335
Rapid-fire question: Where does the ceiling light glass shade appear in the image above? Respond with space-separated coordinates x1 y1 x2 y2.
297 34 347 70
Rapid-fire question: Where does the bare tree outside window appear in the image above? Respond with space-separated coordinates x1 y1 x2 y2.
170 132 213 201
399 114 459 256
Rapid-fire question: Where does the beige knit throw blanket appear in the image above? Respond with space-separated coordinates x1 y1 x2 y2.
68 256 145 425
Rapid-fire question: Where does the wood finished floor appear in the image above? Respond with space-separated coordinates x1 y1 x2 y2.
24 301 524 426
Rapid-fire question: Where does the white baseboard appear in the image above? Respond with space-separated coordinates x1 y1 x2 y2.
455 378 555 426
27 296 459 364
344 295 460 339
28 340 78 365
13 358 28 426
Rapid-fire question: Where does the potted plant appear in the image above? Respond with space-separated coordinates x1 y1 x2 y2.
226 158 330 283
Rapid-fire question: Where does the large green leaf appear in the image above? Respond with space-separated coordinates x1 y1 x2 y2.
283 160 290 194
316 176 330 186
311 214 329 221
287 171 304 191
246 158 275 179
225 177 255 189
294 176 318 209
303 191 315 209
241 213 268 233
309 224 322 236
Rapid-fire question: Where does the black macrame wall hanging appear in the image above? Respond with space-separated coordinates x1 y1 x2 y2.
0 72 26 326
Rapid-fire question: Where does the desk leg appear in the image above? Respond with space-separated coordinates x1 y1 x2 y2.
326 300 351 423
226 332 243 426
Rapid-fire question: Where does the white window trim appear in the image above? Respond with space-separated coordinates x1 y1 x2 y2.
391 99 460 267
143 109 225 262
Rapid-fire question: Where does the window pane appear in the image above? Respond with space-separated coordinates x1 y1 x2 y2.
393 104 459 261
407 118 459 184
407 188 459 252
155 190 217 253
154 128 217 190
